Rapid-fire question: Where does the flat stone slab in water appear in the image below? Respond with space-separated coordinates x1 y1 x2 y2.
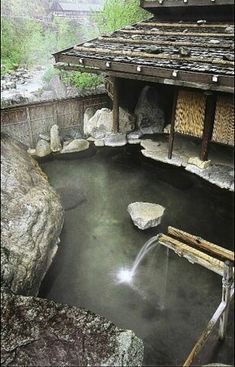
127 202 165 230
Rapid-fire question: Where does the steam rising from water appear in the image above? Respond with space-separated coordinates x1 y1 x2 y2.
115 235 160 285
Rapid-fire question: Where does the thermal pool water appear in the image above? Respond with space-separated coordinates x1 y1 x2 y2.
39 145 234 366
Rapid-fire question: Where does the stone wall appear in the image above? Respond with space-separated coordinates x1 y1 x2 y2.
1 93 110 147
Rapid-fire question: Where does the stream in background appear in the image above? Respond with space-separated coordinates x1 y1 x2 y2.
39 145 234 366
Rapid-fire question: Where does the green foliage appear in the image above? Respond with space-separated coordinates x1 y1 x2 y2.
1 0 82 73
62 71 103 90
95 0 149 34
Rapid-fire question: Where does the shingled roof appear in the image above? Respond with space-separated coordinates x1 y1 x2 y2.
54 2 234 93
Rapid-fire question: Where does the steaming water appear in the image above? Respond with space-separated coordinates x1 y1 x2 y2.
116 236 159 283
39 145 234 366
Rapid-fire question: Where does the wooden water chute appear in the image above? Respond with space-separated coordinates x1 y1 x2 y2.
157 226 234 367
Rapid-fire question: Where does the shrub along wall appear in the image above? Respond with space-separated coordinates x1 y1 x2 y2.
1 93 110 147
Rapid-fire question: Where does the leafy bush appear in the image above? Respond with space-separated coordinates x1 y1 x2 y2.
95 0 149 34
62 71 103 90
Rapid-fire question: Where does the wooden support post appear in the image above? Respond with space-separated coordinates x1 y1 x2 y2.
200 92 217 161
112 77 120 133
219 261 234 340
168 87 178 159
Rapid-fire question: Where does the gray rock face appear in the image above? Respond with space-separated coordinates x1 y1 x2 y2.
1 287 144 367
105 133 127 147
50 124 62 152
127 202 165 230
35 139 51 157
84 107 135 138
48 75 67 99
60 139 89 154
1 135 64 296
134 86 165 135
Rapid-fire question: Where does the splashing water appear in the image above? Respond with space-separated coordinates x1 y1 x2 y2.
116 235 160 284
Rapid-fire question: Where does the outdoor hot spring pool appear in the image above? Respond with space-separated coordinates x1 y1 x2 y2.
39 145 234 366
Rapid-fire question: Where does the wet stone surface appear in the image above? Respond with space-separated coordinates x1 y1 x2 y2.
1 286 144 367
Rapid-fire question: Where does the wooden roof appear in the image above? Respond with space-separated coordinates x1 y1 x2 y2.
140 0 234 20
54 17 234 93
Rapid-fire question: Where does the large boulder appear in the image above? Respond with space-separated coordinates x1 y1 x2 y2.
84 107 135 138
35 139 51 157
1 134 64 296
134 86 165 135
127 202 165 230
1 287 144 367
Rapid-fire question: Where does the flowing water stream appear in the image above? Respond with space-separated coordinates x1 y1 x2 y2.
39 145 234 366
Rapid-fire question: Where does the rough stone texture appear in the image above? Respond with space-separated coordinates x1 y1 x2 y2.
140 135 234 191
84 107 98 135
134 86 165 135
127 202 165 230
94 139 105 147
35 139 51 157
127 131 143 140
60 139 89 154
188 156 211 170
50 124 62 152
105 134 127 147
1 287 144 367
84 107 135 138
48 75 67 99
1 135 64 296
39 133 50 142
27 148 37 156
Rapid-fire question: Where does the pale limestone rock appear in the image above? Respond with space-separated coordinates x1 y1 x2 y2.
84 107 97 135
87 136 96 142
35 139 51 157
94 139 105 147
84 107 135 138
127 202 165 230
39 133 50 142
27 148 36 156
127 131 143 139
128 138 141 145
188 157 211 170
105 134 127 147
50 124 62 152
140 139 161 151
164 124 171 134
61 139 89 154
